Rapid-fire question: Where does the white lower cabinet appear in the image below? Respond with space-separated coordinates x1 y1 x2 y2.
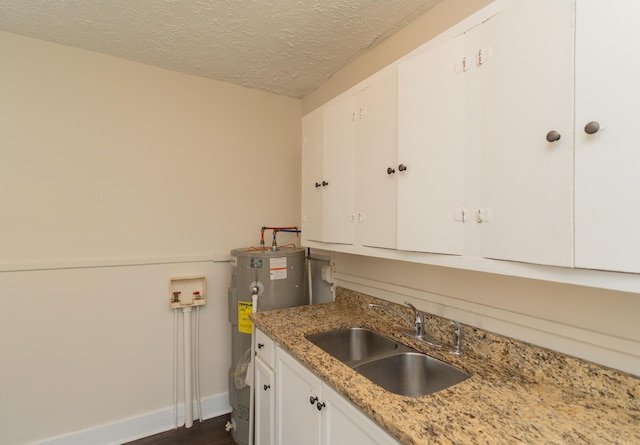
274 345 400 445
255 357 275 445
321 383 400 445
275 346 322 445
255 328 277 445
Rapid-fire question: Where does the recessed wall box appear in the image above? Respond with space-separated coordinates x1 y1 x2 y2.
170 276 206 309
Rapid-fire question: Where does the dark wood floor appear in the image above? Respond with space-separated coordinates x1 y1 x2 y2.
124 414 238 445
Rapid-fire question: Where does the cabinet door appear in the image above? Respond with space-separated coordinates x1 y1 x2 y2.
397 33 466 255
574 0 640 273
357 70 399 249
255 358 275 445
322 96 356 245
480 0 574 266
321 384 401 445
255 328 275 369
275 348 322 445
302 112 324 243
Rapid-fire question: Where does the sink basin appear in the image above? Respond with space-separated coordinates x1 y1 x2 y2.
307 328 470 397
353 352 470 397
306 328 398 365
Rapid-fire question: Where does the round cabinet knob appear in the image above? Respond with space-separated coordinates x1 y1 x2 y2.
257 343 264 349
398 164 407 172
316 402 326 411
546 131 561 142
584 121 600 135
322 180 329 187
263 384 271 391
314 182 321 188
309 396 318 405
387 167 396 175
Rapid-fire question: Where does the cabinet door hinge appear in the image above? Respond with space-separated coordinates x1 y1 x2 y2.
476 208 491 223
453 208 468 222
455 57 467 73
477 47 492 66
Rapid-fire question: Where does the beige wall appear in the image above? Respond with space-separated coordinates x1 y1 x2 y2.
301 0 640 377
0 31 300 444
1 31 300 265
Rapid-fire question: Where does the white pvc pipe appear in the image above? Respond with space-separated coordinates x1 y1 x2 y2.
173 309 178 429
195 306 202 422
183 306 193 428
247 289 259 445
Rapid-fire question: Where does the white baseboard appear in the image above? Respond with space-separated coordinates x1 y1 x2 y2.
37 393 231 445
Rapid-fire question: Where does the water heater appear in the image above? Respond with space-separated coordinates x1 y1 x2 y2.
227 246 306 445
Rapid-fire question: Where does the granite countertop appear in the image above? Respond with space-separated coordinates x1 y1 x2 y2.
251 288 640 445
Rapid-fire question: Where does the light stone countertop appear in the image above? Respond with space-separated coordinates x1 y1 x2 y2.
251 288 640 445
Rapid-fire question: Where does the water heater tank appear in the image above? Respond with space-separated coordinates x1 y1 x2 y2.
227 246 306 445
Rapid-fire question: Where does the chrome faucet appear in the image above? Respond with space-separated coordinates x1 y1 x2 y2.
449 321 462 356
368 301 441 348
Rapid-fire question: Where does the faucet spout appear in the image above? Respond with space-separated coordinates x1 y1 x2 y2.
368 301 442 348
368 303 416 333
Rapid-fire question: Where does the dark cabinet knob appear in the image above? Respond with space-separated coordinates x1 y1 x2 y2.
398 164 407 172
584 121 600 135
322 181 329 187
317 401 326 411
263 384 270 391
309 396 318 405
387 167 396 175
314 182 321 188
546 131 561 142
257 343 264 349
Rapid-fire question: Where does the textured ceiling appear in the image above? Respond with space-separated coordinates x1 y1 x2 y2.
0 0 443 98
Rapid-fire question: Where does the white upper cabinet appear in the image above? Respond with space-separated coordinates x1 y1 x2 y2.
300 0 640 287
397 33 467 255
301 112 324 243
301 96 356 245
574 0 640 273
479 0 575 267
357 70 399 249
322 96 357 245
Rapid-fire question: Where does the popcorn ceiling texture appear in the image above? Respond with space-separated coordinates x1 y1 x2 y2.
0 0 442 97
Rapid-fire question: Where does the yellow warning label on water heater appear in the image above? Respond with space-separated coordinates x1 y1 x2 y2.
238 301 253 334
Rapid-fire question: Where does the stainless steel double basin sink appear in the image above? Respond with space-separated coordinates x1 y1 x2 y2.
306 327 469 397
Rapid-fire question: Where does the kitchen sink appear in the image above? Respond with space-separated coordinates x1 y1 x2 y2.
306 328 398 365
353 352 470 397
306 328 469 397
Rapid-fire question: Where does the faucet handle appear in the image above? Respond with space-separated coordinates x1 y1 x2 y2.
404 301 424 340
403 301 422 322
449 321 462 356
